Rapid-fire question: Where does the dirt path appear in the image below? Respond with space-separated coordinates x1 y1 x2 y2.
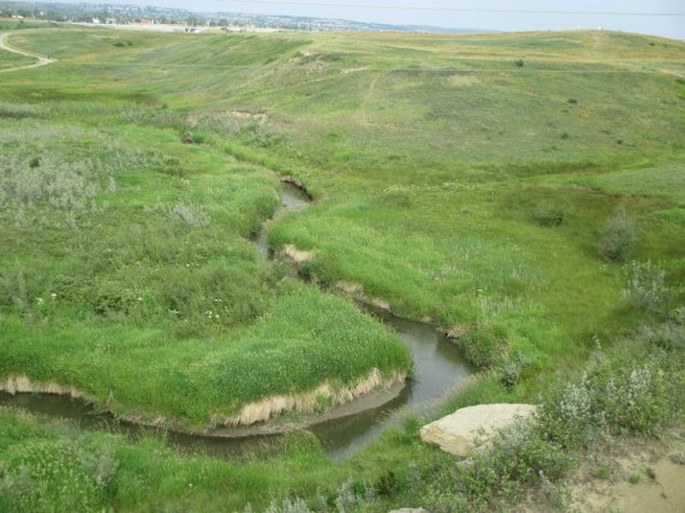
0 32 54 73
361 75 378 125
658 67 685 80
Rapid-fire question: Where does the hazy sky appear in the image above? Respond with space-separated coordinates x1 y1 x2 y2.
42 1 685 40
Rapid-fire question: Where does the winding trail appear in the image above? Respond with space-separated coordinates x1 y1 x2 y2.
0 32 55 73
361 76 378 125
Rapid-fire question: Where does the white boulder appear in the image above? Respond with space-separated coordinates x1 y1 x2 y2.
420 403 538 457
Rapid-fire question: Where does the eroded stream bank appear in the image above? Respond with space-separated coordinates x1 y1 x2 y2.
0 180 473 459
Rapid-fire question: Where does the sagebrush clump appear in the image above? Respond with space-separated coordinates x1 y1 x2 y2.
625 260 669 314
599 208 636 262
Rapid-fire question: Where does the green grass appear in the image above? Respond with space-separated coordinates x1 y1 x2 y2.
0 406 352 512
577 161 685 197
1 326 681 513
0 25 683 512
0 49 33 70
0 102 411 427
0 284 410 426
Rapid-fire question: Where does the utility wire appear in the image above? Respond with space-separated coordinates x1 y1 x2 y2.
221 1 685 17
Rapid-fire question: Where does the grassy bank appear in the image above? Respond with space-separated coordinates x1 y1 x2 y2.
0 43 412 427
0 25 683 511
1 321 682 512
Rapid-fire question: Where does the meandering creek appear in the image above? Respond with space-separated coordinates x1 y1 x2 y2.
0 181 473 459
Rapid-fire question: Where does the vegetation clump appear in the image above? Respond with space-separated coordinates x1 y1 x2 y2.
599 208 636 262
533 201 565 226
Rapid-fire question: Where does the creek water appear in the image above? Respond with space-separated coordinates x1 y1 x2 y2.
254 181 310 258
310 306 471 458
0 181 472 459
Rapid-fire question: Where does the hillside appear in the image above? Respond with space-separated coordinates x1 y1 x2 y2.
0 26 683 512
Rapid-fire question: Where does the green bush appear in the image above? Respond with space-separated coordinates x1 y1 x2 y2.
625 260 669 314
0 437 117 513
495 352 528 391
599 208 636 262
420 419 574 512
457 326 507 369
540 344 681 447
533 201 564 227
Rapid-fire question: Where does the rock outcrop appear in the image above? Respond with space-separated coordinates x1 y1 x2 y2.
420 403 538 456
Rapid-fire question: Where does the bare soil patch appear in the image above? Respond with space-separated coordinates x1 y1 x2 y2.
516 429 685 513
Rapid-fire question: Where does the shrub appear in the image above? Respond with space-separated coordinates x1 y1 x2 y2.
496 352 528 391
0 438 117 513
3 269 30 318
167 201 210 229
637 313 685 351
598 208 636 262
458 326 507 369
533 201 564 227
625 260 669 314
540 346 680 447
514 59 524 67
420 419 574 511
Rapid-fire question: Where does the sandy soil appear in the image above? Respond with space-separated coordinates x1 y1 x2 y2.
518 429 685 513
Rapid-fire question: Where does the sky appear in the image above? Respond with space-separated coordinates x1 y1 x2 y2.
39 1 685 40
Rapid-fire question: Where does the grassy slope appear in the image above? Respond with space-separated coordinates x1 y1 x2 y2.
0 28 412 427
0 26 683 511
0 48 32 70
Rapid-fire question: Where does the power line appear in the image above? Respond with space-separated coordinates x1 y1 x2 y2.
221 1 685 17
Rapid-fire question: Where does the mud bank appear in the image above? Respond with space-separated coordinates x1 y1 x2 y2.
1 369 407 437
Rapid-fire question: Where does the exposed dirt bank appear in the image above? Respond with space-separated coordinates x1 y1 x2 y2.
1 370 407 437
515 430 685 513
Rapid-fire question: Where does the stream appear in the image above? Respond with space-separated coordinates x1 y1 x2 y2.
0 181 473 459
